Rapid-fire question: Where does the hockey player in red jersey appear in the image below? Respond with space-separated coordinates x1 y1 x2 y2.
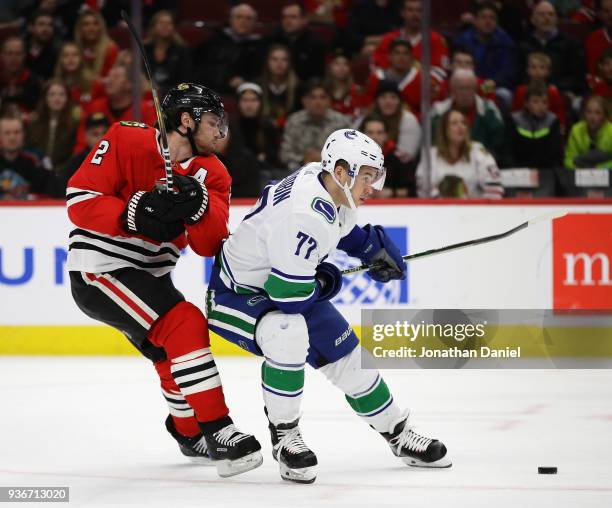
65 83 263 477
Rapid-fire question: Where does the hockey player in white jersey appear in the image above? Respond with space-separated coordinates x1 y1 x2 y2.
207 129 451 483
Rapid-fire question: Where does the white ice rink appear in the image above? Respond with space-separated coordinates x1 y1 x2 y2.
1 356 611 508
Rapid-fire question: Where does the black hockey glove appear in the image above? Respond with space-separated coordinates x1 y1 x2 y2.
122 191 185 242
160 174 209 225
315 262 343 302
362 225 406 283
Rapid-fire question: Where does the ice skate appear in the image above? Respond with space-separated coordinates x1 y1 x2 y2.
269 417 318 484
380 413 452 468
165 415 214 465
204 423 263 477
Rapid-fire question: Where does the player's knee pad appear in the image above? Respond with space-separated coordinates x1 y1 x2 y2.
149 301 209 354
256 310 309 365
319 346 379 396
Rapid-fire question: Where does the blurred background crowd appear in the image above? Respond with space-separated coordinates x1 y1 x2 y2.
1 0 612 200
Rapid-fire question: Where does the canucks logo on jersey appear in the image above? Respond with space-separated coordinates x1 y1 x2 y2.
328 226 409 305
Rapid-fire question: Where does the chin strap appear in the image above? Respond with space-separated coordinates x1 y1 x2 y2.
330 169 357 210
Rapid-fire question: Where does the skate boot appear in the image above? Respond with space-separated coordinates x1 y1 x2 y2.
204 422 263 477
165 415 213 465
380 412 452 468
268 417 318 484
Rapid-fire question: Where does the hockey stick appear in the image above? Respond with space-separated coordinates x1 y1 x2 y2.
340 211 567 275
121 10 173 193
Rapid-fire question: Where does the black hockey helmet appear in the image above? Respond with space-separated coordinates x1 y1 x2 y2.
162 82 228 138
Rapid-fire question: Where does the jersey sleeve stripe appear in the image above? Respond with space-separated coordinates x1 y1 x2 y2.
264 274 316 302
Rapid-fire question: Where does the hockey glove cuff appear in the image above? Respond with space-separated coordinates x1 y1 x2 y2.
315 262 343 302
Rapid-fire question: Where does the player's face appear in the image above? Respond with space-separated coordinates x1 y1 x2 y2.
46 83 68 112
194 112 223 154
351 166 378 206
61 44 81 72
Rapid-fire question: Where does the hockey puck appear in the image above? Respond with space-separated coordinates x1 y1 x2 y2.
538 467 557 474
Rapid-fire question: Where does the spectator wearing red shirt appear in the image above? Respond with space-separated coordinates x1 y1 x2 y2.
585 0 612 75
373 0 449 81
587 47 612 99
74 64 156 153
436 46 496 102
0 36 41 117
366 38 434 116
74 9 119 80
324 50 365 119
512 52 567 130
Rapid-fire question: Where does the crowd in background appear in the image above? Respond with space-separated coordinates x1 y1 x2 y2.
1 0 612 200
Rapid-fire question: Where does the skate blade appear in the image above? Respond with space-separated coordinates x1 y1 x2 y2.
279 462 317 484
401 455 452 468
186 455 215 466
215 450 263 478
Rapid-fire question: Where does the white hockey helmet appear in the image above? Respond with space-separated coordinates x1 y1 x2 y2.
320 129 386 208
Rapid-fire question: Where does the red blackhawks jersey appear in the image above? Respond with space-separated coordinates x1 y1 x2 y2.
66 121 231 277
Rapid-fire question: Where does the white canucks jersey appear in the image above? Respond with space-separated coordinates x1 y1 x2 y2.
219 163 357 305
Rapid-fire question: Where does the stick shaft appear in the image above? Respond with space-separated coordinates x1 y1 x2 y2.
340 220 529 275
121 11 173 192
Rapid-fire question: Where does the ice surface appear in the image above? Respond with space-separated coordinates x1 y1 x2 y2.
1 356 611 507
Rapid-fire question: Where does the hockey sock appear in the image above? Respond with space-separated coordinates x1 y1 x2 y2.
149 301 230 429
154 359 200 437
261 359 305 424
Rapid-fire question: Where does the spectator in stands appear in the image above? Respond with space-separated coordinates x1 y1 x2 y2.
363 79 421 166
54 41 105 108
58 111 109 186
280 79 351 171
436 46 496 101
25 9 58 80
417 109 503 198
359 113 415 196
144 10 192 98
365 39 427 116
268 1 327 82
587 47 612 100
74 9 119 80
431 69 506 165
324 49 364 119
259 44 302 129
27 79 79 171
454 1 517 108
74 64 156 152
512 52 567 129
0 115 61 199
233 82 282 182
373 0 449 82
304 0 352 27
195 3 264 93
508 82 563 169
460 1 526 42
0 36 42 116
518 1 585 96
346 0 402 55
564 95 612 168
585 0 612 75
